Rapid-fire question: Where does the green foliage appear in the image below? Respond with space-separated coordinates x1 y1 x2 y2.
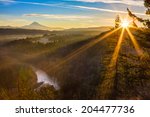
144 0 150 8
144 0 150 15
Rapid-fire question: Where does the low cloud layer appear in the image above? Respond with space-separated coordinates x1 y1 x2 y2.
24 14 92 20
73 5 145 16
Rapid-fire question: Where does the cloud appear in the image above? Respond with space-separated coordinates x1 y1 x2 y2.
0 0 14 2
17 1 63 7
0 15 31 26
74 0 144 6
0 0 145 16
0 0 15 4
24 14 92 20
0 0 66 7
73 5 146 16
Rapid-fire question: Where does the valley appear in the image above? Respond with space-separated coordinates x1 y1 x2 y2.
0 27 149 100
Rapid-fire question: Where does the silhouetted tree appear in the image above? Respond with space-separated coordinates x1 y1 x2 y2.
127 0 150 28
115 15 121 28
144 0 150 15
127 8 150 28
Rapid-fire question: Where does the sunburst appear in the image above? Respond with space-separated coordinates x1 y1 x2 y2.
121 20 130 28
100 18 145 99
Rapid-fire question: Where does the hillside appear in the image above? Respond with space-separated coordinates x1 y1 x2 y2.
0 28 50 35
0 27 149 100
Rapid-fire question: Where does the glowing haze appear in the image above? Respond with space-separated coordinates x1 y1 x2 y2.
0 0 147 29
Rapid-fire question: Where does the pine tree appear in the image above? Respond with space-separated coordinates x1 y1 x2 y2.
144 0 150 15
127 0 150 28
115 15 121 28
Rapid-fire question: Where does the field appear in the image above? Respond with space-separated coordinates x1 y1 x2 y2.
0 27 149 100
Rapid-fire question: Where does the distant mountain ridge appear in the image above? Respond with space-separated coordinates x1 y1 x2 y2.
0 26 17 29
0 22 63 31
21 22 50 30
0 22 112 32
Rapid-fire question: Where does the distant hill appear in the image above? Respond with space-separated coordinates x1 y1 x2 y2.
0 26 17 29
0 26 112 35
0 22 64 31
0 28 50 35
66 26 113 32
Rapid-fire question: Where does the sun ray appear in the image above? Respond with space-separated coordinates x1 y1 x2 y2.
98 28 125 99
127 26 146 38
110 28 125 67
49 27 121 72
126 27 144 57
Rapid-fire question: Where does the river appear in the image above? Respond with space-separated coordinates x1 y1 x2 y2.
35 69 59 90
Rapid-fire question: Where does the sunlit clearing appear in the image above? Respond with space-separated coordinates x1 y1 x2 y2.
126 28 144 57
121 20 129 28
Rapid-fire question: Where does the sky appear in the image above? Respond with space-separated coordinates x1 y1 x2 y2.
0 0 148 28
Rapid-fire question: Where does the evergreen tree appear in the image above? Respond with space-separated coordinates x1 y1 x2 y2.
127 0 150 28
144 0 150 15
127 7 150 28
115 15 121 28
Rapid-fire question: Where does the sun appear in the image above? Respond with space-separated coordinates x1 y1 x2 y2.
121 20 130 28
